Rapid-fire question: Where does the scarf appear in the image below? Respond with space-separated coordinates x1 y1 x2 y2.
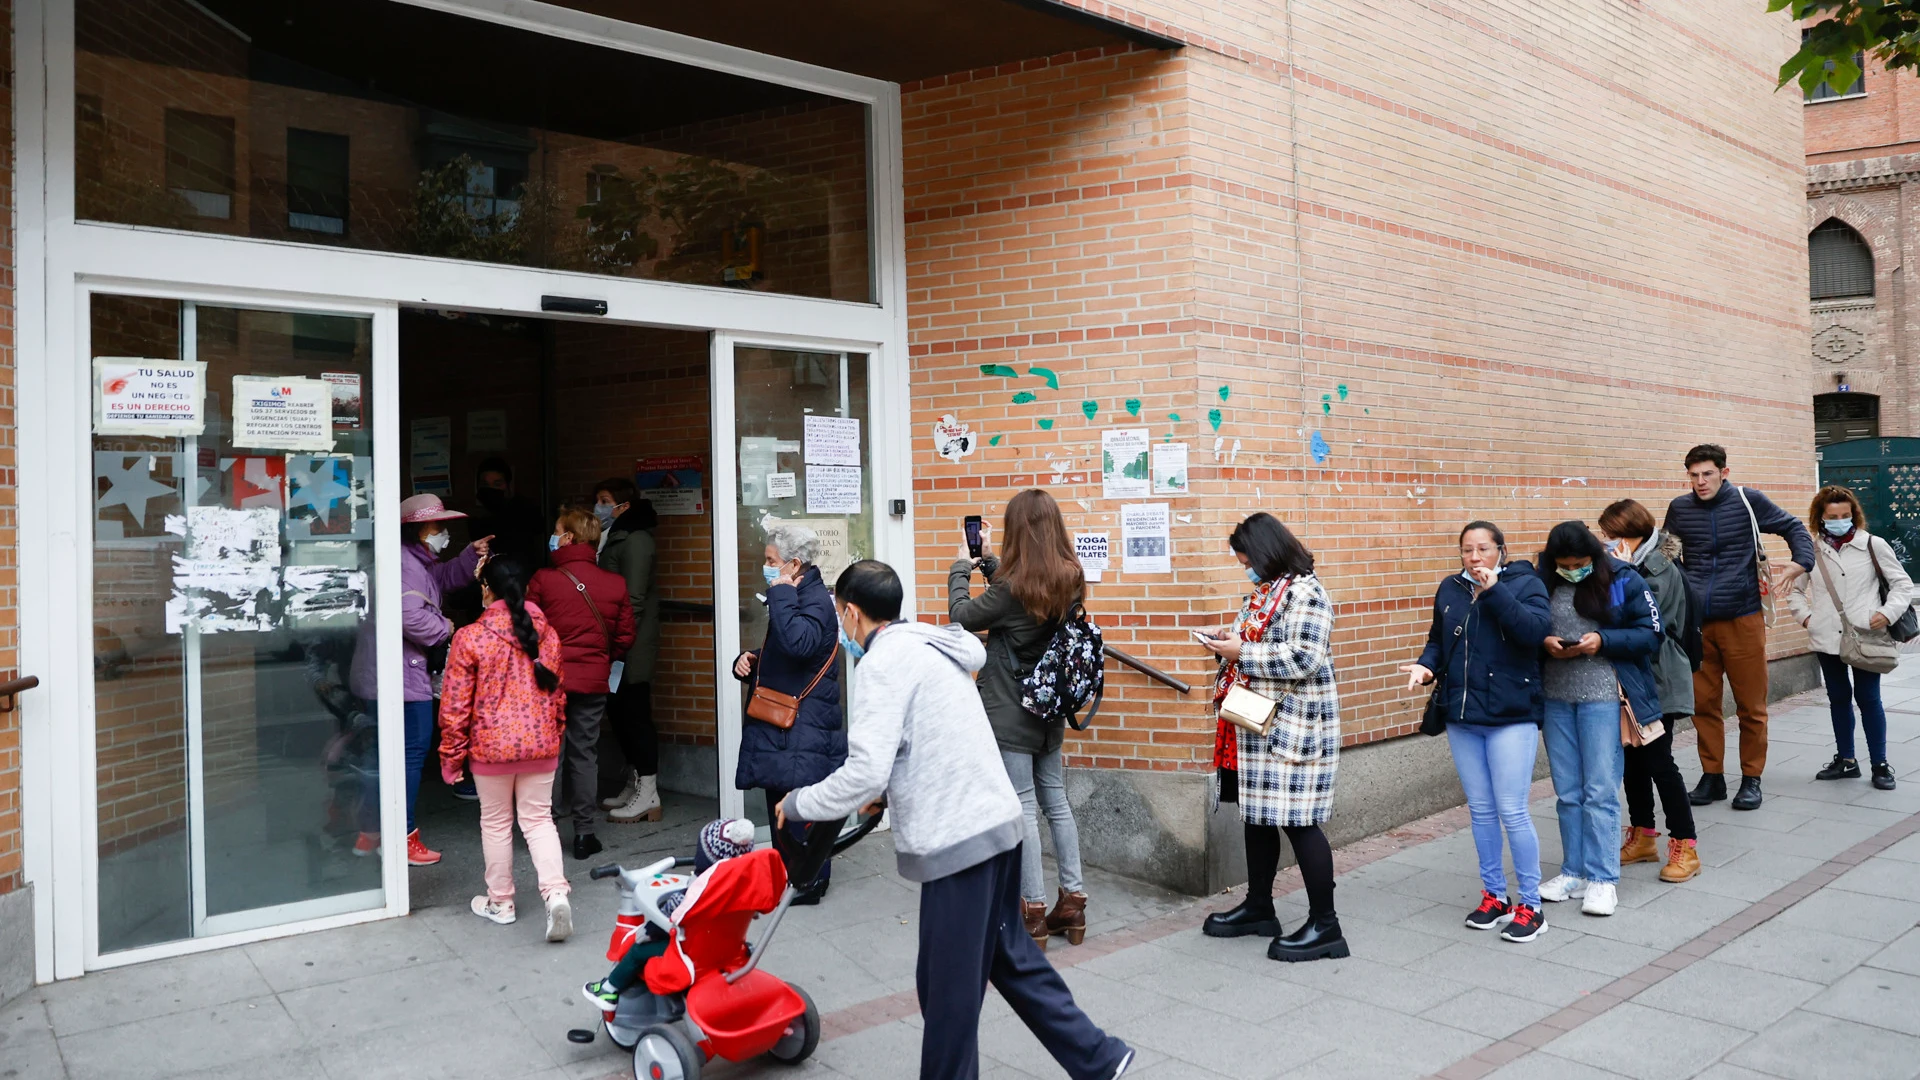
1211 577 1290 771
1825 527 1857 552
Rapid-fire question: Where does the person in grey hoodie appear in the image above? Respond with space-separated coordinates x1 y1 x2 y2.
779 560 1133 1080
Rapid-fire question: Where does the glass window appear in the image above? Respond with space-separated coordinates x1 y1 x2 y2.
75 0 874 302
1810 220 1875 300
91 293 382 953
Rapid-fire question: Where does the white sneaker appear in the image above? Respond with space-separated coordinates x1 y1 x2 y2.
1581 882 1617 916
545 895 573 942
1110 1049 1135 1079
1539 874 1588 903
601 769 639 810
470 896 516 925
609 774 662 823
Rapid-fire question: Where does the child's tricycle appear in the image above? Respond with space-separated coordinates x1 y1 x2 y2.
585 810 883 1079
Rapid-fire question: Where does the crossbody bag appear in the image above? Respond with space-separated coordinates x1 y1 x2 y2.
1862 537 1920 643
1734 486 1774 627
557 566 625 692
746 644 839 730
1818 550 1900 674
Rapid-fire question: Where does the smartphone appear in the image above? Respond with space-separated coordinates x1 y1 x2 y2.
964 515 983 559
1191 630 1221 645
1557 637 1583 649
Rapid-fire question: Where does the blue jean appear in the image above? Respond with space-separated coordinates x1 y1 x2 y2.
402 699 434 833
1817 651 1889 765
1001 749 1085 902
1447 722 1543 907
1543 699 1624 885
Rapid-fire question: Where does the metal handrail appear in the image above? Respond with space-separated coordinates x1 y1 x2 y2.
0 674 39 712
1103 646 1190 695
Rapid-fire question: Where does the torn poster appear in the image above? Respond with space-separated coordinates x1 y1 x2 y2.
932 415 976 463
94 358 207 437
1152 442 1189 495
186 506 281 566
227 456 286 510
1121 503 1172 574
784 517 855 582
232 376 334 451
166 558 279 633
283 565 369 626
1101 428 1151 499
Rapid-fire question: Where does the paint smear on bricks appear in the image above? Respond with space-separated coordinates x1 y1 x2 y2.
1029 366 1059 389
1208 409 1222 432
1309 432 1330 464
1012 391 1037 404
981 364 1019 378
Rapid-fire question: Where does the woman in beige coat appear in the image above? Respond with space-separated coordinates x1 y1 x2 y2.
1787 485 1913 791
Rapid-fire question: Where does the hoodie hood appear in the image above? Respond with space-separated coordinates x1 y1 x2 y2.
611 501 658 534
881 620 987 674
1624 528 1674 568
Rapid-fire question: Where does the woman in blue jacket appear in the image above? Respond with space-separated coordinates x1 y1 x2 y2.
732 523 847 904
1536 521 1662 919
1403 521 1553 943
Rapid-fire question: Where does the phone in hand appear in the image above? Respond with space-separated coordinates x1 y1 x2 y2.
1557 637 1583 650
964 515 983 559
1191 630 1222 645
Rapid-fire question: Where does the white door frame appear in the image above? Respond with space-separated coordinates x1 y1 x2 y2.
16 0 909 980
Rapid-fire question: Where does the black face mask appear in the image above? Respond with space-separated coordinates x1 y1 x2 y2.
476 487 506 509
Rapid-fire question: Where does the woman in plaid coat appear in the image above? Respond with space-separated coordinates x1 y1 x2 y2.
1196 513 1346 963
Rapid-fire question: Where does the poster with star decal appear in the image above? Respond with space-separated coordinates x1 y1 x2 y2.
284 453 372 541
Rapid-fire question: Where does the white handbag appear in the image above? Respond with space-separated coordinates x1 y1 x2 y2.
1219 683 1280 737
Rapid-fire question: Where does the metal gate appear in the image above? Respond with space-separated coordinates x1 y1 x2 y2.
1816 437 1920 582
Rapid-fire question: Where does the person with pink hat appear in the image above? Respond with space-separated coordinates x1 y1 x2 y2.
348 492 491 866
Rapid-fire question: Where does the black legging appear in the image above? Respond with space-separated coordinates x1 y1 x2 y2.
1624 725 1696 841
608 679 657 776
1245 822 1336 916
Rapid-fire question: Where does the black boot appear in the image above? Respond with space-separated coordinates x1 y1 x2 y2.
790 875 830 907
1267 911 1349 962
1730 776 1763 811
1873 762 1897 791
1202 898 1280 938
572 833 604 860
1816 755 1861 781
1688 773 1726 806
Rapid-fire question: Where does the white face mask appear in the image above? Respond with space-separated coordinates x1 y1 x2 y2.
423 530 451 553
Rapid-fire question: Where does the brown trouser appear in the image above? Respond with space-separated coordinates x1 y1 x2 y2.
1691 612 1769 778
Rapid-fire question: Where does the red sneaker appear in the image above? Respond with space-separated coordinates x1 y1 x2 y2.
353 832 380 858
406 829 441 866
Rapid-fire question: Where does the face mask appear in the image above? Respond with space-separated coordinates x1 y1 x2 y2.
838 615 866 660
1244 566 1262 584
549 535 562 551
1604 539 1624 555
423 530 450 553
594 503 618 527
1556 565 1592 583
763 565 780 586
1824 517 1853 536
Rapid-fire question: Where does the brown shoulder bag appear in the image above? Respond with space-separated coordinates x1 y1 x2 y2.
746 645 839 730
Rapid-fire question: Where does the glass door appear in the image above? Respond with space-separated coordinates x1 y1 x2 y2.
714 342 873 824
89 291 390 953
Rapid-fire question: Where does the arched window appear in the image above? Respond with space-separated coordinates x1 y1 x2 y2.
1810 219 1875 300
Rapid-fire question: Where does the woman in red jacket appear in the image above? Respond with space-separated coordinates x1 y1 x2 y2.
440 557 573 942
529 506 636 859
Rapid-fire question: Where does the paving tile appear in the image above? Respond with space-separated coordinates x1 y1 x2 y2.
1274 1048 1426 1079
54 998 302 1080
1110 1002 1331 1080
0 997 65 1080
1626 957 1823 1031
1528 1001 1748 1080
1270 996 1491 1076
1561 888 1750 952
35 946 273 1038
1407 942 1611 1008
1722 1009 1920 1079
504 989 627 1071
1688 1066 1784 1080
1485 1051 1632 1080
279 956 506 1040
243 911 454 993
810 1016 929 1080
1774 885 1920 943
1535 934 1666 978
1262 952 1479 1014
1326 883 1441 925
1118 951 1311 1022
1879 833 1920 864
1712 921 1887 984
1054 965 1185 1027
1119 1060 1233 1080
1801 966 1920 1036
1829 854 1920 900
1863 927 1920 977
310 1000 557 1080
1331 920 1455 966
1675 864 1795 903
1419 992 1564 1041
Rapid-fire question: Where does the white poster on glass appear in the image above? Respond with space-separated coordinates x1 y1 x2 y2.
805 465 863 514
803 415 861 466
93 357 207 436
232 376 334 451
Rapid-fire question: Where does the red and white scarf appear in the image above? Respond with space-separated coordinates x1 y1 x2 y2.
1211 577 1289 770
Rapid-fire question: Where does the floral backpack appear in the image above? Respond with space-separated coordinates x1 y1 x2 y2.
1003 603 1105 730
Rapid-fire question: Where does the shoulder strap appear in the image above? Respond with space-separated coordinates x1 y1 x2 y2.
1816 551 1850 620
557 566 612 652
797 644 839 700
1864 535 1894 602
1736 487 1764 552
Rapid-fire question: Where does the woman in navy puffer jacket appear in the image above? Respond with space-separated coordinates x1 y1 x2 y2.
1403 521 1553 943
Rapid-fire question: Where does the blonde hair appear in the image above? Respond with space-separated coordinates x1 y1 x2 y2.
555 506 601 546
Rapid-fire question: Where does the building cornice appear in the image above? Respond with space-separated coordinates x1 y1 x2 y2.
1808 152 1920 192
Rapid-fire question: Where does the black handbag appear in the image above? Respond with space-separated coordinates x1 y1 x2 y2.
1420 677 1448 736
1864 539 1920 643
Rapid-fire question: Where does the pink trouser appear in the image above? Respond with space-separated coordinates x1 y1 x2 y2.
475 771 570 905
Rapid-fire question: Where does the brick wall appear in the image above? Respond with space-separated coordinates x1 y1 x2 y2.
0 0 17 895
905 0 1811 771
1804 50 1920 163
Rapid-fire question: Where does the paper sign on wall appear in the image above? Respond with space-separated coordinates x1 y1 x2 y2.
1152 442 1189 495
1102 428 1150 499
411 416 452 495
740 437 801 507
94 357 207 436
232 376 334 451
932 415 976 463
323 372 362 430
635 456 707 516
1121 503 1171 574
1074 532 1110 571
466 409 509 452
803 415 861 466
805 464 863 515
785 517 855 582
766 473 797 499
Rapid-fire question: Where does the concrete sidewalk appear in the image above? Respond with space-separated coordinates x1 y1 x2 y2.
6 672 1920 1080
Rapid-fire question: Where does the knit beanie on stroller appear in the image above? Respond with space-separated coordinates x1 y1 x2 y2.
695 818 756 873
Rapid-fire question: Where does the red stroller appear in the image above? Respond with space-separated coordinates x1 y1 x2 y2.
587 810 881 1079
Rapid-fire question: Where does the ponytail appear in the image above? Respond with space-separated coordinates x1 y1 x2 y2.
481 558 560 693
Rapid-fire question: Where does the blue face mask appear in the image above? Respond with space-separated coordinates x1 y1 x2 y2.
1556 564 1593 583
763 564 780 586
1245 566 1262 584
548 534 562 552
838 616 866 660
593 503 618 527
1824 517 1853 536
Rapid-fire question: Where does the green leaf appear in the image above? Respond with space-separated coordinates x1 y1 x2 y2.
1081 400 1098 420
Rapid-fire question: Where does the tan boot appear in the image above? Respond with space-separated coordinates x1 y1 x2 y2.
1660 838 1700 883
1045 888 1088 945
1023 900 1049 947
1621 827 1659 865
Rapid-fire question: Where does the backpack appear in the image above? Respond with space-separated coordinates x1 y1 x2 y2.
1002 603 1106 730
1666 557 1707 672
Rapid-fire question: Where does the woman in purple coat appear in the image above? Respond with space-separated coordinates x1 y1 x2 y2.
350 494 489 866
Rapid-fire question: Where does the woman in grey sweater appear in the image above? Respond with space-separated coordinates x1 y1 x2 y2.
949 489 1090 947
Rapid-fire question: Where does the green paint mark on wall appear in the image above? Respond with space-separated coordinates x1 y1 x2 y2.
989 434 1003 447
1011 391 1037 404
1337 384 1349 401
1037 418 1054 431
1081 401 1098 420
1029 366 1059 390
1218 385 1231 402
1124 398 1141 416
980 364 1019 378
1208 408 1222 432
1168 412 1181 423
1321 394 1332 415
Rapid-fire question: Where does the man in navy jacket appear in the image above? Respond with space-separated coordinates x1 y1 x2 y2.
1662 444 1815 811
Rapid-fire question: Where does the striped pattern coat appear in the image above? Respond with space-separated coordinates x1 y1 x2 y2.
1230 574 1340 827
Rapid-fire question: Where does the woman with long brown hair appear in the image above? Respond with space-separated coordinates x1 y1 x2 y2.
950 489 1091 948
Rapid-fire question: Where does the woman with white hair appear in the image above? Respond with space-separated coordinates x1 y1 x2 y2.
731 522 846 903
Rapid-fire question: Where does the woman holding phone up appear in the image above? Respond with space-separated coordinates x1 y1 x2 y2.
1196 513 1345 963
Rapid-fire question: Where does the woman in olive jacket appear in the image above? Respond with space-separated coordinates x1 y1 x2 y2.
950 489 1089 948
